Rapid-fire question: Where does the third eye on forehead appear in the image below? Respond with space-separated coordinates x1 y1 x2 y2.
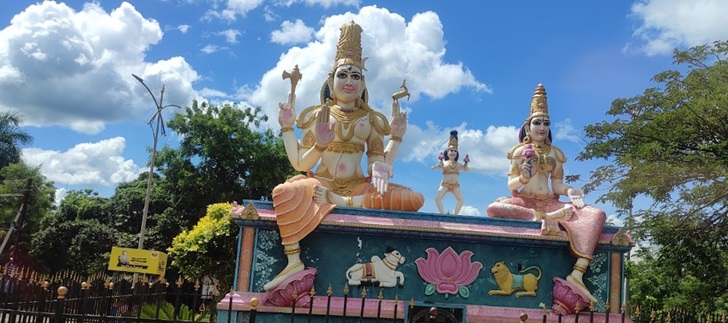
531 118 550 126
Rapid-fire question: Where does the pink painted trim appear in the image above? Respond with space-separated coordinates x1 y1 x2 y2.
218 292 632 322
252 208 618 243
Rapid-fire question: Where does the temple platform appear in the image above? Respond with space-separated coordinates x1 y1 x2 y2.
218 200 633 323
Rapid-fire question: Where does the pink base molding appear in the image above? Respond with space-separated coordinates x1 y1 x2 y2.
217 292 631 322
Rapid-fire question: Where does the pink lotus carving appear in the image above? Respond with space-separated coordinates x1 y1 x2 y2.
415 247 483 298
262 268 317 307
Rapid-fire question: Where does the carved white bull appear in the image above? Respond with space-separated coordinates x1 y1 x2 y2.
345 248 406 287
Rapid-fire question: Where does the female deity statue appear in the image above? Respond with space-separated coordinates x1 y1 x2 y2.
486 84 606 303
268 21 425 290
431 130 470 215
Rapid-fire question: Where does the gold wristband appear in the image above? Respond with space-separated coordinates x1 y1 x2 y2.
345 196 353 207
314 145 326 153
519 175 529 185
280 126 294 133
562 187 571 195
390 136 402 142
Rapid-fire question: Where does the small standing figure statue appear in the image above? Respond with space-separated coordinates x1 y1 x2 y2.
432 130 470 215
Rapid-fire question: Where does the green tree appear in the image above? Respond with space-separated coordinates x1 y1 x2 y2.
0 163 55 265
31 190 123 273
578 41 728 312
168 203 237 297
157 100 296 224
0 112 33 169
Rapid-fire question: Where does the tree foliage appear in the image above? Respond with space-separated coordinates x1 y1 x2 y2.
158 100 297 211
168 203 237 297
0 163 55 265
578 41 728 311
0 112 33 169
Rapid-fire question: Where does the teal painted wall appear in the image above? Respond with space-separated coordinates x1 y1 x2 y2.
251 227 610 312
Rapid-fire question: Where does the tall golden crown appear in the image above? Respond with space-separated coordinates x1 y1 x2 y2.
448 130 459 149
528 83 549 120
333 21 366 71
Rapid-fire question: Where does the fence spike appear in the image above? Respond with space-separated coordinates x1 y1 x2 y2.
176 275 184 287
310 286 316 297
327 284 333 296
194 278 201 290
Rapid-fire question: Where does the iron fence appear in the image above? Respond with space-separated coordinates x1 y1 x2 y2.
0 266 214 323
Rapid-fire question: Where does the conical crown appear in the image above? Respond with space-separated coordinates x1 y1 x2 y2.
333 21 366 71
528 83 549 120
448 130 459 149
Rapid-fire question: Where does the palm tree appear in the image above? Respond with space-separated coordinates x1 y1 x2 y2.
0 112 33 169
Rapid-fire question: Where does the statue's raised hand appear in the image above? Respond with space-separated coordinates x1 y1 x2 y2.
390 100 407 139
315 100 335 148
278 93 296 128
371 161 393 195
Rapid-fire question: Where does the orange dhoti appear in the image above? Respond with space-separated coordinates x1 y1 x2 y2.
272 174 424 245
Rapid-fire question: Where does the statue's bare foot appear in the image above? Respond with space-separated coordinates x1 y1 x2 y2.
312 184 328 205
545 205 573 221
263 261 304 291
567 274 598 304
313 184 346 206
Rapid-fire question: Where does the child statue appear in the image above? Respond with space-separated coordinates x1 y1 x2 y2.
431 130 470 215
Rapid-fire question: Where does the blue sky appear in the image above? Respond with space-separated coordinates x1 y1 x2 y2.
2 0 727 221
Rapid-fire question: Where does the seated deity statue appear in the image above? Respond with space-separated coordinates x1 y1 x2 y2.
268 21 425 290
486 84 606 303
431 130 470 215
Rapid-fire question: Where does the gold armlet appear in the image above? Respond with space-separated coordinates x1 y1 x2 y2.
314 145 327 153
280 126 294 134
390 136 402 142
367 150 385 157
519 176 529 185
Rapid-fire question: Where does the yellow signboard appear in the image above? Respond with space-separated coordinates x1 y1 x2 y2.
108 247 167 276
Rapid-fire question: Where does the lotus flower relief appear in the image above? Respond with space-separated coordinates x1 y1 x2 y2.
415 247 483 298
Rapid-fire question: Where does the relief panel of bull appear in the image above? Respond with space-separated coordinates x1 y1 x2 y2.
345 246 405 287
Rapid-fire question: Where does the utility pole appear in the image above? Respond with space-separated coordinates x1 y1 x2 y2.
131 74 181 251
0 178 32 258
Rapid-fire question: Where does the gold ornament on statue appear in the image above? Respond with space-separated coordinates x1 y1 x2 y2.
528 83 549 120
333 21 367 71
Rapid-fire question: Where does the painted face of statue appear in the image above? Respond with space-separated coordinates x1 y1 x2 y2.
528 117 551 144
332 65 364 105
447 148 458 160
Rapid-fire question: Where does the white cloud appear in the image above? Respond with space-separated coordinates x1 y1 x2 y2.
54 187 67 206
206 0 265 21
629 0 728 55
304 0 361 8
0 1 199 134
270 19 314 45
220 29 241 43
177 24 190 33
201 44 218 54
459 205 481 216
23 137 142 187
553 118 581 144
245 7 490 133
402 122 517 176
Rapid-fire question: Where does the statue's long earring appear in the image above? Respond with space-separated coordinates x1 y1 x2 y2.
523 126 532 144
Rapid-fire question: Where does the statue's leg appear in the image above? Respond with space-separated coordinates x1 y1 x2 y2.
360 183 425 211
263 242 304 290
485 197 534 220
566 258 597 303
452 187 465 215
434 186 448 214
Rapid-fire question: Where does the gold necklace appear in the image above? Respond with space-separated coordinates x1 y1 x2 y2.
532 145 551 174
329 105 367 141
